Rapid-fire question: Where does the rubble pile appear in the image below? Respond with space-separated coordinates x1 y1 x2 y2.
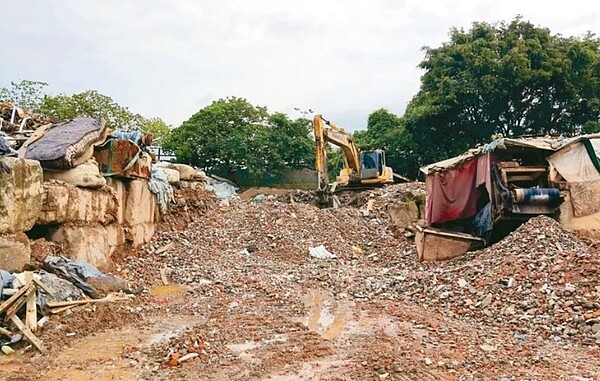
0 256 133 354
0 102 54 133
395 216 600 345
161 187 219 231
120 198 411 292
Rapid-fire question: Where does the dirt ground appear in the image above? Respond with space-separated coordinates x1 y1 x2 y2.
2 190 600 380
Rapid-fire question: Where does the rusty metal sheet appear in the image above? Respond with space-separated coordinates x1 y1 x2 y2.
416 226 485 262
93 139 151 180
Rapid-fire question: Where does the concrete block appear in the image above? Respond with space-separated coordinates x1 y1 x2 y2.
125 180 157 226
0 158 44 234
48 224 124 270
106 178 126 224
0 233 31 272
161 168 180 184
38 182 118 225
124 223 155 248
387 201 419 228
178 181 204 190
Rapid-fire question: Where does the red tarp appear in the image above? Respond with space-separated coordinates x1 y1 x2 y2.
426 154 491 225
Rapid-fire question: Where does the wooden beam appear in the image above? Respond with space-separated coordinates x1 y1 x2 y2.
33 278 54 296
9 315 45 352
46 295 129 309
0 281 33 315
503 167 547 173
0 327 12 337
4 286 34 322
25 273 37 332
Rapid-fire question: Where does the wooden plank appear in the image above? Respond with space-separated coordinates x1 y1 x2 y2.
33 278 54 296
4 286 34 322
50 305 78 315
503 167 547 173
0 281 33 315
507 174 544 182
155 242 174 255
0 326 12 337
25 273 37 332
9 315 45 352
160 268 169 285
46 295 129 309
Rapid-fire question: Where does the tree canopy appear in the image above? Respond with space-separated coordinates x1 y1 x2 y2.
164 97 314 181
0 80 170 143
402 17 600 169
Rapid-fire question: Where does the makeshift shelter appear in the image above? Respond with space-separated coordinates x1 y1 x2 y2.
417 133 600 261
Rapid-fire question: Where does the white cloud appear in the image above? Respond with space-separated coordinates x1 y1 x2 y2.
1 0 599 130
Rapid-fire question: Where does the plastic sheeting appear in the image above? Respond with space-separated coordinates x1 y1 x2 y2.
205 178 238 200
148 165 174 212
0 269 14 297
547 140 600 182
42 256 112 299
425 154 492 226
567 180 600 218
112 130 143 145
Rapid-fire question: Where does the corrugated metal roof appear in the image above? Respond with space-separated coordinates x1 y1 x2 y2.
420 133 600 175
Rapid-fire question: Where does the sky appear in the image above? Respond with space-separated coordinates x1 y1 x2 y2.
1 0 599 131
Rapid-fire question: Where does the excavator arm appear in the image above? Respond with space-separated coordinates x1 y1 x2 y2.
313 114 361 190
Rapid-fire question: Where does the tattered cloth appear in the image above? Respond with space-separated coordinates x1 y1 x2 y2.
21 118 109 169
148 165 174 213
425 154 492 225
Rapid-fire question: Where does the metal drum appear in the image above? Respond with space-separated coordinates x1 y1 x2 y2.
513 188 561 205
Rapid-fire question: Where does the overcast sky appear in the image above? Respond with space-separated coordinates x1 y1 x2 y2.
1 0 599 131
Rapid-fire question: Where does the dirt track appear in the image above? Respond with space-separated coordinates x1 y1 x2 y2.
3 193 600 380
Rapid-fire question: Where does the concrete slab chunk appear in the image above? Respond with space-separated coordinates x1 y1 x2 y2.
0 233 31 272
0 158 43 234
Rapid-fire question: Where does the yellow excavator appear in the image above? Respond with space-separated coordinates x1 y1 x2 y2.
313 114 394 202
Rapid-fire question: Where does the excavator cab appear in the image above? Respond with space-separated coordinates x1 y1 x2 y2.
360 150 385 180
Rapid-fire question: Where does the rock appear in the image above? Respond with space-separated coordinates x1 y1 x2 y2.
479 294 493 308
106 178 126 224
125 180 158 226
37 182 118 225
125 223 156 248
0 158 43 234
161 168 180 184
0 233 31 272
387 201 418 228
1 345 14 355
38 270 85 303
458 278 468 288
172 164 203 181
479 344 497 352
48 224 125 269
156 162 203 181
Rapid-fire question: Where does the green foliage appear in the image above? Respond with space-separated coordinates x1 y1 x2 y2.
0 80 48 110
40 90 145 130
326 147 344 182
139 117 171 144
164 97 314 181
353 108 421 178
404 17 600 167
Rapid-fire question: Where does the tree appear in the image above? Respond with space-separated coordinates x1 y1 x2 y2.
40 90 171 142
0 80 48 110
40 90 143 130
164 97 314 181
353 108 421 178
139 117 171 144
404 17 600 166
